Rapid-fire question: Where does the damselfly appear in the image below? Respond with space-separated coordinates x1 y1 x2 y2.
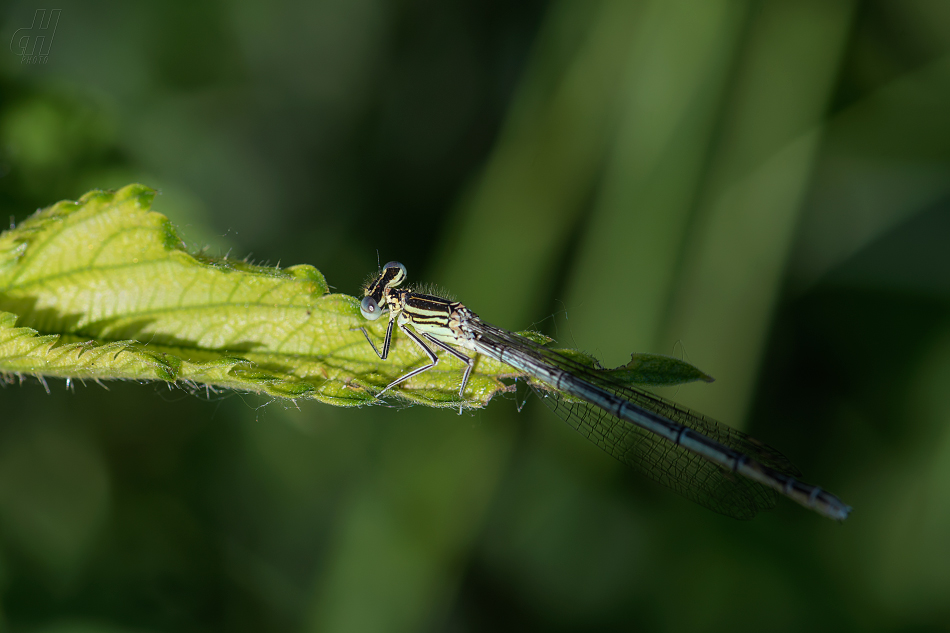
358 261 851 521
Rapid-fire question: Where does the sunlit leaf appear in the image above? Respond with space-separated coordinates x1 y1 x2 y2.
0 185 712 407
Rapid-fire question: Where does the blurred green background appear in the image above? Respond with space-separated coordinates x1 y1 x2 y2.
1 0 949 631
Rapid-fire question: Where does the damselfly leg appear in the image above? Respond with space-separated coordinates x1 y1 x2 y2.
361 321 474 398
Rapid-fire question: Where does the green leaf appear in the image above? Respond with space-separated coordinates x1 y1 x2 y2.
0 185 712 407
604 353 715 387
521 341 714 388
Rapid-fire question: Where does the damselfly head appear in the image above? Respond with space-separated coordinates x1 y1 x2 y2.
381 261 407 287
359 261 407 320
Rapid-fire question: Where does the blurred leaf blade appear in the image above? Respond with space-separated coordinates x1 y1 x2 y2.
660 0 856 424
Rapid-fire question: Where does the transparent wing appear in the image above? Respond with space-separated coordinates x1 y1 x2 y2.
533 386 775 519
473 321 801 519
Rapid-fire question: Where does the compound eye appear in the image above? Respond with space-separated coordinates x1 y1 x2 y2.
360 296 384 321
382 261 407 287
